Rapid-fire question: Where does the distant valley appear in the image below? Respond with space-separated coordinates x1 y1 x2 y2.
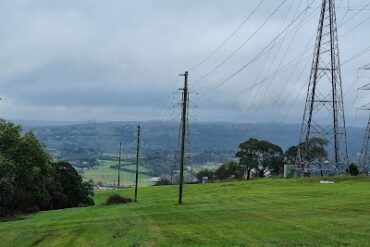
16 121 365 178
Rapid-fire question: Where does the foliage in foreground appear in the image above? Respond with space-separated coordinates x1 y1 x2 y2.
0 119 94 218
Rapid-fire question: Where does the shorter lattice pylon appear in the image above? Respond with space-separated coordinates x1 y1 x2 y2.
359 116 370 174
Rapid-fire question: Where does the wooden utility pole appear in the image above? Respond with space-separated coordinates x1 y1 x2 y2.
134 125 141 202
179 71 188 204
117 142 122 189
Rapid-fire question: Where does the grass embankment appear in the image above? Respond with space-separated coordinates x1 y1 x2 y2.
1 177 370 246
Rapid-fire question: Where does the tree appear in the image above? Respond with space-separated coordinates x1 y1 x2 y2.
269 156 285 176
302 137 328 177
52 162 94 208
0 119 94 218
196 169 215 181
300 137 329 162
215 161 246 180
286 137 329 162
0 156 16 217
285 146 298 163
236 138 283 180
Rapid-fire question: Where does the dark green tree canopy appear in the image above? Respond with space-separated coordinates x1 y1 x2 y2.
302 137 329 162
284 137 330 178
286 137 329 163
236 138 284 179
285 146 298 161
0 119 94 218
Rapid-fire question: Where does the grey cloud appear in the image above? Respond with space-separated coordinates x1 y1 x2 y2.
0 0 368 124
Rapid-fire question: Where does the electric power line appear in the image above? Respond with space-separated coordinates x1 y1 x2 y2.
192 0 289 85
187 0 266 72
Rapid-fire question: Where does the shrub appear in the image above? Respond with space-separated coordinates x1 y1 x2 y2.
347 163 359 176
196 169 215 181
154 178 172 186
105 194 132 205
215 161 246 180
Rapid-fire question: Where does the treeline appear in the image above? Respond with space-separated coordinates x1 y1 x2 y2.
109 164 151 176
0 120 94 218
197 138 285 181
58 147 99 168
197 137 361 181
143 149 174 176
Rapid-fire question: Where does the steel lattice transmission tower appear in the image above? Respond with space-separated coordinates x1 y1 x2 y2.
359 116 370 174
296 0 348 176
358 64 370 174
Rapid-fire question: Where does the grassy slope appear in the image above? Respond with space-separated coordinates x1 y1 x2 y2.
1 177 370 247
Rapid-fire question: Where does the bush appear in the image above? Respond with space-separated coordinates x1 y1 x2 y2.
347 163 359 176
105 194 132 205
196 169 215 181
154 178 172 186
215 161 246 180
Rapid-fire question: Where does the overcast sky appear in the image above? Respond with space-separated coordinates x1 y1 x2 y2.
0 0 369 126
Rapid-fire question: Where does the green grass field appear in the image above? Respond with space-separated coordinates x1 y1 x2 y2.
1 177 370 246
83 160 151 187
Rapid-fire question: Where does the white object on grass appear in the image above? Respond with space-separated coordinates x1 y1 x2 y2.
320 180 335 184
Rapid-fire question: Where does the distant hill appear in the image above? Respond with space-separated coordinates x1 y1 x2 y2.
19 121 365 160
